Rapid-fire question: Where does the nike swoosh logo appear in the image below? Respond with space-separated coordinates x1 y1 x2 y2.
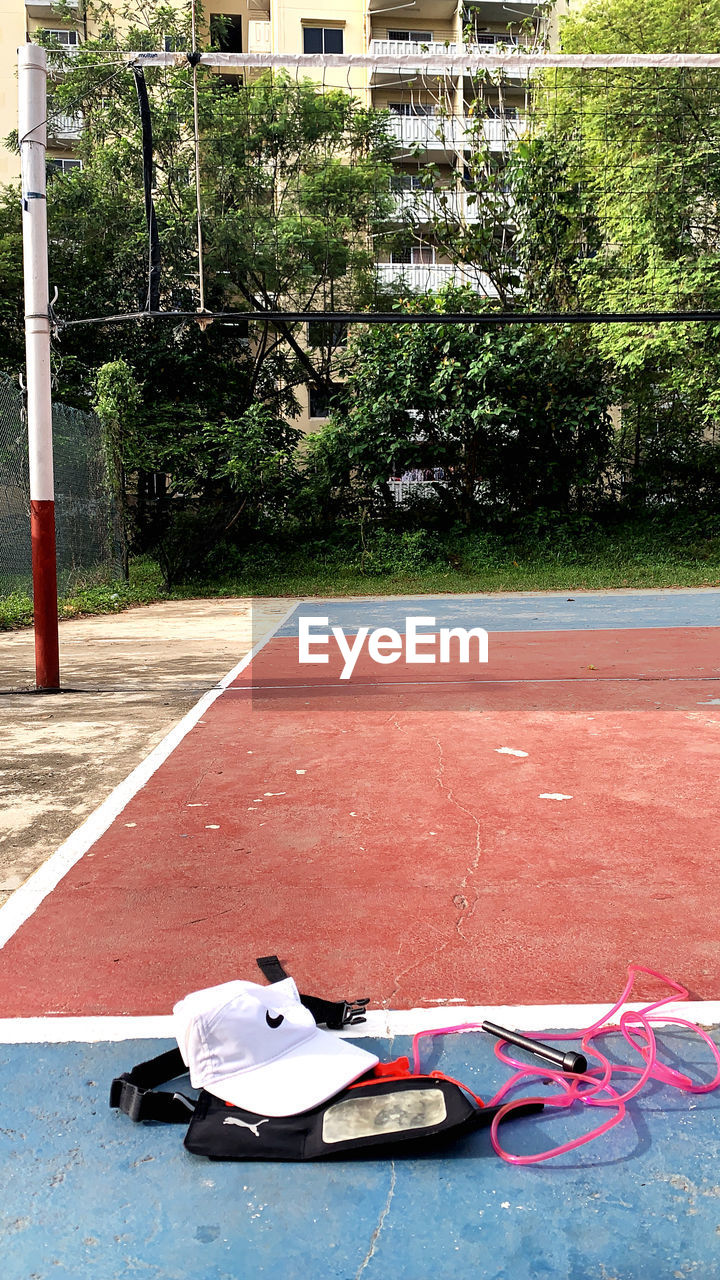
266 1010 284 1029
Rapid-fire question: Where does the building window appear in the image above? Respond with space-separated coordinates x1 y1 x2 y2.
210 14 243 53
309 385 339 419
391 245 436 265
303 26 344 55
391 173 425 192
471 31 518 48
390 245 412 264
413 245 435 265
387 30 433 43
43 28 79 47
486 104 519 120
389 102 436 117
308 321 347 349
47 158 83 175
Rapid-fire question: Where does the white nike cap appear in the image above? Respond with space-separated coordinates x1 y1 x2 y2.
173 977 378 1117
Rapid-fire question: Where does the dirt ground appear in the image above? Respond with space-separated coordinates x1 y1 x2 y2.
0 599 292 907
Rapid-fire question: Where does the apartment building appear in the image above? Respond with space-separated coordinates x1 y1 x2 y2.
3 0 557 423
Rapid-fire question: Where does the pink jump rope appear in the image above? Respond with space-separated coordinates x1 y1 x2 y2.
410 965 720 1164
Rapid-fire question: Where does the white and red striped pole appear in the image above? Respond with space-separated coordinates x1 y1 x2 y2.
19 43 60 690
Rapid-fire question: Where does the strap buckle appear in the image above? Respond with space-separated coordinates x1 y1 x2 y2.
110 1074 145 1123
256 955 370 1030
328 997 371 1030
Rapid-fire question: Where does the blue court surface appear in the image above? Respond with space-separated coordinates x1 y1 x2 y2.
3 1028 720 1279
274 587 720 634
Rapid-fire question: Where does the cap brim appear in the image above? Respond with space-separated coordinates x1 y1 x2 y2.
204 1028 379 1117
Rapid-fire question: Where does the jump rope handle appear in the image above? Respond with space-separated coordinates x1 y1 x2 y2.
482 1020 588 1075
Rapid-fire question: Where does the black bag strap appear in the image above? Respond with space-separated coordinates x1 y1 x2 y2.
110 1047 196 1123
256 954 369 1030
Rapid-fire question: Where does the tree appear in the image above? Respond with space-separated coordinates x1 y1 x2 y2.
504 0 720 505
0 0 397 557
94 359 142 579
308 290 612 528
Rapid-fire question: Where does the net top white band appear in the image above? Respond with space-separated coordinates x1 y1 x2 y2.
128 50 720 71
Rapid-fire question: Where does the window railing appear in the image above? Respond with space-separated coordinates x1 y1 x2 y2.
369 38 459 59
387 478 447 506
377 261 498 296
390 187 483 224
386 113 523 152
49 112 83 140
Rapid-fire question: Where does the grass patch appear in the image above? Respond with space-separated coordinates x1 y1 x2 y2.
176 559 720 599
173 517 720 598
2 520 719 631
0 558 166 631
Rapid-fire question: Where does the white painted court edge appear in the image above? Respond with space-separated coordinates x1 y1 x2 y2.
0 1002 719 1043
0 604 297 952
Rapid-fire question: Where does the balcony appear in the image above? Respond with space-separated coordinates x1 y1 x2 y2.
377 262 498 295
369 35 533 73
25 0 79 14
387 478 448 506
48 113 83 143
467 34 521 51
387 113 471 154
387 112 524 155
482 113 524 149
464 33 530 80
369 38 459 74
391 188 482 224
369 38 460 59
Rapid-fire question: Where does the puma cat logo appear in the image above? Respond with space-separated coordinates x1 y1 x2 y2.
266 1011 284 1029
223 1117 270 1138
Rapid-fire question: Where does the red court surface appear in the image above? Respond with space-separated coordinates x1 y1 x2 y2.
1 606 719 1018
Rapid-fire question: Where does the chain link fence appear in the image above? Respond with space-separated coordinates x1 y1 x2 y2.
0 373 123 600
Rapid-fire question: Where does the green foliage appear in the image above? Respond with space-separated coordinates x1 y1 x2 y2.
3 0 395 416
0 0 396 571
94 359 142 477
306 289 612 527
129 404 302 588
3 0 720 587
0 557 165 631
558 0 720 54
0 194 25 372
154 511 720 597
498 0 720 505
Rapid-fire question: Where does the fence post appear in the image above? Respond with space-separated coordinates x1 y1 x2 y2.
19 43 60 690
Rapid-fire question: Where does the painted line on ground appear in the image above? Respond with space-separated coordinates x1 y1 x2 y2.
0 605 297 952
234 676 720 690
2 1001 719 1043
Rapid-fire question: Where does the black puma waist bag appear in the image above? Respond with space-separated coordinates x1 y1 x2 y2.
110 1046 542 1162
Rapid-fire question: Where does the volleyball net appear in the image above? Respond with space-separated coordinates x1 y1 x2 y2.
39 44 720 332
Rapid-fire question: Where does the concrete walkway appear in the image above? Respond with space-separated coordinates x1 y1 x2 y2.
0 599 291 905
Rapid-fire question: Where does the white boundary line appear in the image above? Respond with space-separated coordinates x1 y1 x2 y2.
0 1001 718 1043
0 603 298 951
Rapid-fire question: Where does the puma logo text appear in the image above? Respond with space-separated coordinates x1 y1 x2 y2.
223 1117 270 1138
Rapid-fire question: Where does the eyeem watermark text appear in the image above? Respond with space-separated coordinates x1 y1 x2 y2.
298 616 489 681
